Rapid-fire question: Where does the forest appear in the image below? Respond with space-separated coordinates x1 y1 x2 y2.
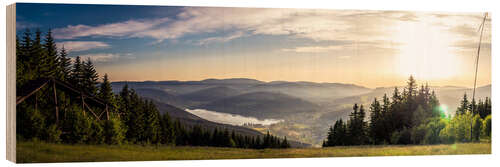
323 76 491 146
15 29 290 149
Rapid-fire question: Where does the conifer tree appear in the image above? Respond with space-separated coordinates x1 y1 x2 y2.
43 28 58 78
98 74 115 108
369 98 383 144
457 93 469 116
103 113 126 145
144 100 160 143
70 56 84 89
57 46 72 81
159 113 175 145
82 58 99 95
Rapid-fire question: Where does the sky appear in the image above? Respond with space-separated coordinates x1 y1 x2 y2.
16 3 491 88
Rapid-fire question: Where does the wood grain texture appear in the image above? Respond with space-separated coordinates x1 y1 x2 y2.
6 3 17 163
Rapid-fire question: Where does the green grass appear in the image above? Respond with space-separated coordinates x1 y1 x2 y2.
17 141 491 163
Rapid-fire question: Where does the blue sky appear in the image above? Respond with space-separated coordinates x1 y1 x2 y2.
16 3 491 87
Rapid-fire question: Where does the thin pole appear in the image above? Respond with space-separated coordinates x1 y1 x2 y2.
471 13 487 141
472 13 487 112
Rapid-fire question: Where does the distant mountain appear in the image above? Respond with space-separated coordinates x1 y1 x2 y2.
199 78 264 85
199 91 320 119
247 81 371 103
179 86 242 105
112 78 371 109
134 88 192 108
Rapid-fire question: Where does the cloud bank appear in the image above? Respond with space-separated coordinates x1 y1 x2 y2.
185 108 283 126
52 8 490 55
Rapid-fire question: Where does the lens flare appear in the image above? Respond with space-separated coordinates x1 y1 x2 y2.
439 104 449 119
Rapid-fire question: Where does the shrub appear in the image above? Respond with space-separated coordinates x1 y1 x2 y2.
472 115 482 142
104 113 126 145
88 119 104 144
64 105 92 144
46 124 62 143
18 105 46 140
482 115 491 139
411 125 427 144
423 118 446 144
391 128 411 144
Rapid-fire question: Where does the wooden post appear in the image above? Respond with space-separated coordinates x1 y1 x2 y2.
84 102 100 121
53 81 59 124
35 93 38 112
81 93 86 116
106 104 110 120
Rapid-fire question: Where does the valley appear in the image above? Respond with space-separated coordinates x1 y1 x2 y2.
112 78 491 146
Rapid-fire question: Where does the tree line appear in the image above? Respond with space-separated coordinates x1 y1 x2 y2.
323 76 491 147
16 28 290 149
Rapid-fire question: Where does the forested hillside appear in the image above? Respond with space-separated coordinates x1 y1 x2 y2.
16 29 291 149
323 76 491 146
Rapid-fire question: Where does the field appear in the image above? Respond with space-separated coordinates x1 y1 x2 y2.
17 141 490 163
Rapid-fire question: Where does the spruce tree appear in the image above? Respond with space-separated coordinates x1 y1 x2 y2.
98 74 115 108
82 58 99 95
57 46 72 81
457 93 469 116
43 28 58 78
369 98 383 144
103 113 126 145
70 56 84 89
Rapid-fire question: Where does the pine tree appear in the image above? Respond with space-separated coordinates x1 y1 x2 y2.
482 115 491 139
144 100 160 143
429 91 441 118
70 56 84 89
126 90 146 143
456 93 469 116
369 98 383 144
281 136 290 148
57 46 72 81
159 113 175 145
98 74 115 108
412 105 427 127
103 113 126 145
82 58 99 95
33 29 52 78
43 28 58 78
65 105 92 144
381 93 392 142
472 115 482 142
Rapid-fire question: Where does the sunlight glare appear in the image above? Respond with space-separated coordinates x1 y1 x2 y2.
392 16 462 80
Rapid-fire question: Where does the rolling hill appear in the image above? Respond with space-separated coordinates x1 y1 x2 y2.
179 86 242 105
199 91 320 119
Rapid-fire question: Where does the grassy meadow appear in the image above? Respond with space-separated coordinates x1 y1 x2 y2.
17 141 491 163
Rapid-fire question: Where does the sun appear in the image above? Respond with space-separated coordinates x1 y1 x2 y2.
391 17 462 80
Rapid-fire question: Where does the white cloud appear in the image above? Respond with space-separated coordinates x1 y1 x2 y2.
76 53 120 63
56 41 110 52
196 31 246 45
53 17 170 39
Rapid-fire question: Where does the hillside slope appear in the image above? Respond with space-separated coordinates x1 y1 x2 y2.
199 91 320 119
150 99 310 148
